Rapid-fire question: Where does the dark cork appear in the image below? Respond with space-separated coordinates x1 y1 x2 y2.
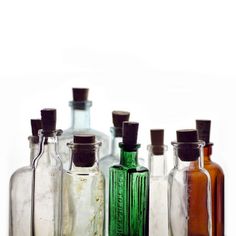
196 120 211 145
41 109 56 133
31 119 42 136
122 121 139 146
150 129 164 155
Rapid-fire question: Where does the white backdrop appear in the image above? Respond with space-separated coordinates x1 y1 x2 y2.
0 0 235 235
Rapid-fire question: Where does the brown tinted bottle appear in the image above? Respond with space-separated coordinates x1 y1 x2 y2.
196 120 224 236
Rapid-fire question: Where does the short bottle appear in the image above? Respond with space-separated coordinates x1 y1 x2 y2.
109 122 149 236
168 129 212 236
99 110 130 236
59 88 109 169
9 119 41 236
196 120 224 236
31 109 63 235
148 129 168 236
63 135 105 236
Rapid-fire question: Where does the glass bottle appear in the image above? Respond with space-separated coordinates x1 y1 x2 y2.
99 110 130 236
63 135 104 236
196 120 224 236
168 129 212 236
109 122 149 236
31 109 63 235
148 129 168 236
59 88 109 169
9 119 41 236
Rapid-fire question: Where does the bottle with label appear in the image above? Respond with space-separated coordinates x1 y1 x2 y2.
63 135 104 236
9 119 41 236
109 122 149 236
31 109 63 235
99 110 130 236
196 120 224 236
168 129 212 236
148 129 168 236
59 88 109 169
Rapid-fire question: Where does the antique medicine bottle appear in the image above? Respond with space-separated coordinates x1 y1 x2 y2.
109 122 149 236
63 135 104 236
168 129 212 236
99 110 130 236
196 120 224 236
148 129 168 236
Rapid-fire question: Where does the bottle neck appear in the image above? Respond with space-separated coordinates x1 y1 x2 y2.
110 127 122 157
119 143 140 168
203 144 213 163
176 157 201 170
71 108 91 130
28 136 39 165
148 145 167 177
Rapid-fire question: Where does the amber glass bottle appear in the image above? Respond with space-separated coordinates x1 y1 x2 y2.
196 120 224 236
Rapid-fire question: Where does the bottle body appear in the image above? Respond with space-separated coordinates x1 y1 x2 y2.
63 167 105 236
109 145 149 236
203 145 224 236
168 142 212 236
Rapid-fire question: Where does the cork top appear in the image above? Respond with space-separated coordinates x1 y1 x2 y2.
73 134 95 144
31 119 42 136
122 121 139 145
72 88 89 102
41 109 56 133
196 120 211 144
112 111 130 128
177 129 198 143
150 129 164 155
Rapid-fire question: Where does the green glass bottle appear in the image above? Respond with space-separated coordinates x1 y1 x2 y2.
109 122 149 236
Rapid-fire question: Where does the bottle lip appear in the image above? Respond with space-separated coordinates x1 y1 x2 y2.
147 144 168 151
38 129 63 137
67 140 102 149
171 140 205 147
119 142 141 151
69 100 92 110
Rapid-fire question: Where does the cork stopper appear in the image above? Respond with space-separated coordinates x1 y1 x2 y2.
72 88 89 102
31 119 42 136
122 122 139 146
40 109 56 133
150 129 164 155
72 135 96 167
196 120 211 145
112 111 130 128
176 129 200 161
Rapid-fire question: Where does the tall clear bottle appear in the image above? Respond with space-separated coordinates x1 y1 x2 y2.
109 122 149 236
148 129 168 236
99 110 130 236
196 120 224 236
9 119 41 236
59 88 109 169
168 129 212 236
63 135 104 236
31 109 63 235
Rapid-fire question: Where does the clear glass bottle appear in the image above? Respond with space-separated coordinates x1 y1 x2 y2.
59 88 109 169
9 119 41 236
168 129 212 236
63 135 104 236
109 122 149 236
31 109 63 235
99 111 130 236
196 120 224 236
148 129 168 236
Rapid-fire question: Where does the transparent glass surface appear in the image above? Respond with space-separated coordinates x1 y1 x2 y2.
63 143 105 236
59 103 109 169
31 133 63 236
168 142 212 236
109 144 149 236
203 145 224 236
148 145 168 236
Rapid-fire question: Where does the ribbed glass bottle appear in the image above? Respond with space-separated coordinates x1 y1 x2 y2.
168 129 212 236
109 122 149 236
63 135 104 236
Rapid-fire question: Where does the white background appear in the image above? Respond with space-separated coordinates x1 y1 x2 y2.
0 0 235 235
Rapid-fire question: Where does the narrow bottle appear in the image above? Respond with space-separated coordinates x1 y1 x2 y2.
148 129 168 236
99 110 130 236
9 119 41 236
168 129 212 236
109 122 149 236
196 120 224 236
31 109 63 235
59 88 109 169
63 135 104 236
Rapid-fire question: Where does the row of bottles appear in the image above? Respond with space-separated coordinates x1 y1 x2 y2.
9 88 224 236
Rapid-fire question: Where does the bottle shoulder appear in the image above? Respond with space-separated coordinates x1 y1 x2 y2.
204 160 224 176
